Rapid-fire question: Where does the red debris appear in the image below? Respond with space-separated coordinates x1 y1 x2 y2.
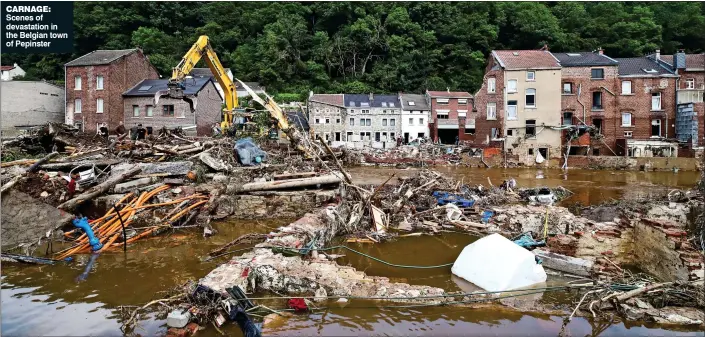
287 298 309 312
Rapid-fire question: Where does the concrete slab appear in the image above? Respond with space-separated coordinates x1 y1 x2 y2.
533 249 594 277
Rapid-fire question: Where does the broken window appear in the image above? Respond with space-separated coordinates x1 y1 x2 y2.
507 100 517 120
652 92 661 110
133 105 139 117
488 78 496 93
593 118 602 134
563 112 573 126
592 91 602 110
74 99 82 113
525 89 536 108
563 82 572 94
651 119 662 137
621 112 632 126
96 98 104 113
163 105 175 117
507 79 517 93
526 119 536 138
486 103 497 120
686 78 695 89
621 81 632 95
96 75 104 90
591 68 604 79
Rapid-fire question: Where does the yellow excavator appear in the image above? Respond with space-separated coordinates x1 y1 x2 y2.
154 35 314 157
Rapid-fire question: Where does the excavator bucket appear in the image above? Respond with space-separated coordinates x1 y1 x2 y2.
153 89 197 113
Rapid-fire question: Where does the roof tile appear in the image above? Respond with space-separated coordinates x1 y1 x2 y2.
493 50 560 70
309 94 344 107
66 49 140 67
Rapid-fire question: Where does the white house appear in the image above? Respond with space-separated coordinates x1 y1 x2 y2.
399 93 431 143
1 80 65 136
1 63 26 81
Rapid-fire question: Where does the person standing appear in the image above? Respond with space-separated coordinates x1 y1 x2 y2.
115 121 126 137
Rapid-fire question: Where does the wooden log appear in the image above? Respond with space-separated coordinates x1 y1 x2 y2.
178 147 203 155
28 152 59 173
614 282 673 303
0 175 23 194
39 159 122 171
272 172 318 180
451 220 488 229
0 159 36 167
57 166 141 211
317 137 353 184
236 174 342 192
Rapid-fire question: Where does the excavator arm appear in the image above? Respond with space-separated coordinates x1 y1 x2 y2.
154 35 237 125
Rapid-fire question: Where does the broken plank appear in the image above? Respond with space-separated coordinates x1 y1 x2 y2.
272 172 318 180
58 166 142 211
236 174 342 192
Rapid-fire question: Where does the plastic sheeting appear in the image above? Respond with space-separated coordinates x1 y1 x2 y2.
235 137 267 166
451 233 547 292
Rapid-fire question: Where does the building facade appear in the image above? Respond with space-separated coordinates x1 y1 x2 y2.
344 94 401 144
307 93 346 142
65 49 160 134
0 81 64 136
122 77 222 136
490 50 562 162
1 63 25 81
554 50 620 157
469 56 504 148
427 90 473 144
614 53 678 157
399 93 430 143
661 52 705 148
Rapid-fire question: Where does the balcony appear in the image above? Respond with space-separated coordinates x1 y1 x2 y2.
436 118 459 126
677 89 704 104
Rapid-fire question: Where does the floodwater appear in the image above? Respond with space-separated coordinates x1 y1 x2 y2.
2 168 703 336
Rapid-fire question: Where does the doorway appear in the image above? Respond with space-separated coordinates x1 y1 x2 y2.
404 132 410 143
437 128 458 144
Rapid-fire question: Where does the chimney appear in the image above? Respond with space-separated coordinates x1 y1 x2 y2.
13 63 18 67
597 47 603 55
369 93 373 101
674 49 686 70
446 87 450 93
655 49 660 60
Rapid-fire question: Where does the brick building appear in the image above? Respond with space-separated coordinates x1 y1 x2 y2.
307 93 346 142
65 49 160 134
613 53 679 157
661 52 705 148
427 90 473 144
469 55 504 148
122 77 222 136
553 50 620 157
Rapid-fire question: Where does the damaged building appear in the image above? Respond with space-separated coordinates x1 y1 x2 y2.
660 52 705 150
122 77 223 136
1 80 65 137
427 90 474 145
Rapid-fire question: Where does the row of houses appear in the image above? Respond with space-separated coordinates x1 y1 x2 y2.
309 49 704 160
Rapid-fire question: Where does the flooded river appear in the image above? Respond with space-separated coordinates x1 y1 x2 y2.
2 168 702 336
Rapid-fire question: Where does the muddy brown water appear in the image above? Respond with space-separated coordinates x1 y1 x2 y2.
2 168 702 336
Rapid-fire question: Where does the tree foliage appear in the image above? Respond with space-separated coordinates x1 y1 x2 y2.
2 2 703 95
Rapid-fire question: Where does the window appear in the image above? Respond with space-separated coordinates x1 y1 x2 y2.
593 118 602 134
488 78 496 93
592 92 602 110
409 101 416 106
437 111 449 119
133 105 140 117
591 68 604 79
315 118 320 124
686 78 695 89
507 129 514 137
486 103 497 120
464 127 475 135
526 120 536 138
382 119 388 126
651 119 662 137
96 98 103 113
74 99 82 113
525 89 536 108
507 80 517 93
419 118 424 124
458 99 468 104
365 118 372 126
382 102 388 108
492 128 499 139
624 131 633 138
528 148 534 155
621 112 632 126
362 109 370 114
336 118 341 124
409 118 414 125
346 131 353 141
163 105 175 117
350 118 354 126
74 76 81 90
437 98 449 105
390 119 395 126
621 81 632 95
563 112 573 126
325 118 330 124
96 75 104 90
389 102 395 108
652 92 661 110
563 82 572 94
146 105 153 117
375 132 381 142
350 109 355 114
507 100 517 120
390 132 395 139
527 71 535 81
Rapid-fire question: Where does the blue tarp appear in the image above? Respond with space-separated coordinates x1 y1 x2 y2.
235 137 267 166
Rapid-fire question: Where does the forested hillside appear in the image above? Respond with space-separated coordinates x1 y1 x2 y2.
3 2 704 98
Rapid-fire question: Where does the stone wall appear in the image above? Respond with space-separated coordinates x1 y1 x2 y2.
1 190 73 250
562 155 701 171
0 81 65 136
230 190 337 219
